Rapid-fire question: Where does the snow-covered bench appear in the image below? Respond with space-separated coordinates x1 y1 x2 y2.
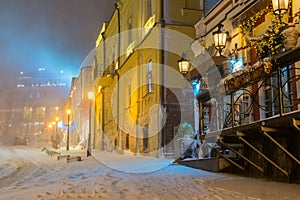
66 156 81 163
57 154 70 161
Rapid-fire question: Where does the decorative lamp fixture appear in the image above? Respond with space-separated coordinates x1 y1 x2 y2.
213 24 228 56
178 53 191 76
272 0 289 15
66 109 71 115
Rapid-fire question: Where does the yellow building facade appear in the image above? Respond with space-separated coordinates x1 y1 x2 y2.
93 0 203 157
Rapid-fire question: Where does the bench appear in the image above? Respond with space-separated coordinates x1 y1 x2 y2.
66 156 82 163
57 154 70 161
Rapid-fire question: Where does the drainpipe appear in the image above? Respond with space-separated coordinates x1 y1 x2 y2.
115 2 121 150
101 87 105 151
136 53 142 155
116 3 121 65
93 99 96 149
159 0 165 158
101 31 106 151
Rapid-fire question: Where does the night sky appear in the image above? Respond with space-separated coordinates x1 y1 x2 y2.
0 0 115 90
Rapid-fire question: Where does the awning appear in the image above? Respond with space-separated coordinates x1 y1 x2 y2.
273 46 300 67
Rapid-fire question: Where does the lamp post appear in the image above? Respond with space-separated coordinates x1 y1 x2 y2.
87 91 94 157
99 86 105 151
48 123 53 143
53 117 60 149
66 109 71 151
52 122 55 137
55 117 59 137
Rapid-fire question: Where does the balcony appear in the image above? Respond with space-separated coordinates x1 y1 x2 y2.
178 46 300 182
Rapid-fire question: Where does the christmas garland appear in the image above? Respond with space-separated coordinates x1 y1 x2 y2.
238 6 286 59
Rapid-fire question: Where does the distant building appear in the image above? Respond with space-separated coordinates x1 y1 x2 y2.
66 66 94 148
0 68 70 144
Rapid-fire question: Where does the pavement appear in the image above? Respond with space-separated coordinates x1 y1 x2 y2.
46 144 174 173
92 149 174 173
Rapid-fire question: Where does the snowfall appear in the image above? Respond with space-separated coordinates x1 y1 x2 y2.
0 143 300 200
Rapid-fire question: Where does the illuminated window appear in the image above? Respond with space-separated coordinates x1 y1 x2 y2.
23 107 32 119
146 60 152 93
36 106 46 118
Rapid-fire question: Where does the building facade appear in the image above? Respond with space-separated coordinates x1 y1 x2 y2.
66 66 94 148
185 0 300 182
92 0 203 157
62 0 300 181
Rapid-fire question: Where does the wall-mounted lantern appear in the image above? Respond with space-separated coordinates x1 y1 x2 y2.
272 0 289 15
213 24 228 56
177 53 191 76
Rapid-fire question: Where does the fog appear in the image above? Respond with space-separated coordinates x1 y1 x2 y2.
0 0 115 145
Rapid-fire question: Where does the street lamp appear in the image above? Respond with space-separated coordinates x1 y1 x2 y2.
87 91 94 157
51 121 55 136
272 0 289 15
48 123 53 143
52 117 60 149
213 24 228 56
177 53 191 77
66 109 71 151
55 117 59 137
55 116 59 138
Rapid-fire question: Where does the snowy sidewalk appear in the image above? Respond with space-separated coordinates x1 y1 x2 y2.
1 145 300 200
91 150 174 173
51 145 174 173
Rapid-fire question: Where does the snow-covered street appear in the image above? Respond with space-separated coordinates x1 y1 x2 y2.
0 144 300 200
